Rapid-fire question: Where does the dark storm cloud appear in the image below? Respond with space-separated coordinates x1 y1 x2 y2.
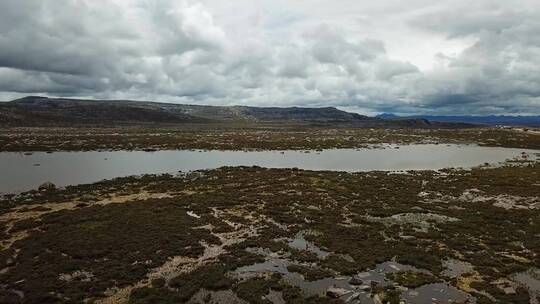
0 0 538 115
404 2 540 114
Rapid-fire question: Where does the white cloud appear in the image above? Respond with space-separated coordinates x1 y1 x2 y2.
0 0 539 115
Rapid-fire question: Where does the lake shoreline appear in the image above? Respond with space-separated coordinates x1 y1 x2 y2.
1 144 538 195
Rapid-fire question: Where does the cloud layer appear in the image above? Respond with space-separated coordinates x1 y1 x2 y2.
0 0 539 115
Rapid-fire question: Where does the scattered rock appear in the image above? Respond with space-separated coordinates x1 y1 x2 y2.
38 181 56 191
345 292 360 302
492 278 519 295
80 194 96 202
59 270 94 282
502 286 516 295
187 211 201 219
326 286 351 298
349 276 364 285
373 294 383 304
6 257 15 267
9 289 24 299
400 235 416 240
358 285 371 291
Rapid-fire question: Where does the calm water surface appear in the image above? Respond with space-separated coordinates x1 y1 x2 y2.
0 144 537 194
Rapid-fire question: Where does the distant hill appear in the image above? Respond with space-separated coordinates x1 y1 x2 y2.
0 96 472 128
377 113 540 127
0 96 209 126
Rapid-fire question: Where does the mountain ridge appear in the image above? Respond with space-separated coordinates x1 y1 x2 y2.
0 96 470 128
377 113 540 127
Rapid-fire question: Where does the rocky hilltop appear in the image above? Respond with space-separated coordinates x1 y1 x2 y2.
0 96 468 128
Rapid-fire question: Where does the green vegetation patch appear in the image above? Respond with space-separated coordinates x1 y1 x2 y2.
286 264 333 281
0 199 220 302
386 271 441 288
0 163 538 303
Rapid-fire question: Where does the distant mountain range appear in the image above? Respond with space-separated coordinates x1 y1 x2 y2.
377 113 540 127
0 96 471 128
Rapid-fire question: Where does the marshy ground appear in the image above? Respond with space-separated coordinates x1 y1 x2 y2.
0 160 539 303
1 126 540 152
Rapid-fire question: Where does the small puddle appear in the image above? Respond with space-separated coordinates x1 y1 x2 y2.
234 255 473 304
264 290 286 304
355 261 425 285
513 268 540 304
365 213 460 229
280 231 330 259
235 256 366 301
401 283 475 304
441 259 474 278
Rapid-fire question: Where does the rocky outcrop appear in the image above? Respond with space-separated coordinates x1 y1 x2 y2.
38 181 56 191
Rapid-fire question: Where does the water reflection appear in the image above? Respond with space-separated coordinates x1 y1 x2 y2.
0 144 537 194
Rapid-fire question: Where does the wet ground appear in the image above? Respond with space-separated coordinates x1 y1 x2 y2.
0 162 538 303
234 230 474 304
2 127 540 152
513 269 540 304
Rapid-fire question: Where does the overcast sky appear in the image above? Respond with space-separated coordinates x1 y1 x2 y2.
0 0 539 115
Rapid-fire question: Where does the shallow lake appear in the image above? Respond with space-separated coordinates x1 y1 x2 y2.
0 144 538 194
